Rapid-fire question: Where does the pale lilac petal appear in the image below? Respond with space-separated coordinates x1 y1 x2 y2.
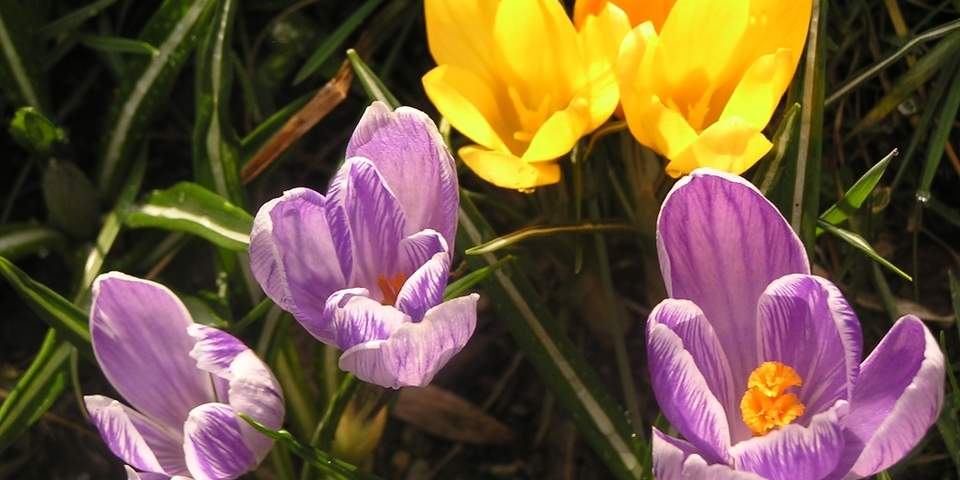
396 251 449 322
345 102 459 247
339 294 478 388
326 292 408 350
757 274 862 422
85 395 188 476
650 299 743 441
396 229 448 278
327 158 407 290
188 325 285 462
652 428 764 480
183 403 256 480
647 300 732 463
657 169 809 387
90 273 214 430
844 316 944 478
249 188 349 343
731 401 848 480
124 465 191 480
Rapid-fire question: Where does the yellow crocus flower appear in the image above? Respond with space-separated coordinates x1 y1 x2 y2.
422 0 631 189
609 0 811 177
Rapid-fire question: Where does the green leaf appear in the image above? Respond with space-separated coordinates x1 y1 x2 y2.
239 91 313 163
0 256 92 359
816 149 897 235
464 223 634 255
8 107 67 156
917 59 960 203
443 256 513 300
751 102 800 195
38 0 120 37
0 330 69 452
0 224 64 261
97 0 217 197
0 0 48 109
346 49 398 108
818 221 912 281
79 35 159 56
238 413 380 480
42 159 100 239
124 182 252 251
292 0 382 86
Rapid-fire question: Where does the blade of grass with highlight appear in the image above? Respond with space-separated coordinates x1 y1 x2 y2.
0 225 64 261
819 220 912 281
0 0 47 110
817 149 898 235
292 0 382 85
465 223 634 255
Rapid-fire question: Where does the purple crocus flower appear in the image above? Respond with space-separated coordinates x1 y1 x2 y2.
647 169 944 479
84 273 284 480
250 101 478 389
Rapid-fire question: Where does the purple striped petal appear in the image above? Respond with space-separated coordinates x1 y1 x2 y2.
339 294 478 388
652 428 764 480
85 395 188 476
657 169 809 389
396 250 449 322
756 274 862 423
124 465 191 480
647 300 732 462
396 229 448 279
326 291 407 350
844 316 944 478
329 158 407 289
250 188 349 345
188 325 284 463
183 403 256 480
345 102 459 248
730 401 847 480
90 273 214 431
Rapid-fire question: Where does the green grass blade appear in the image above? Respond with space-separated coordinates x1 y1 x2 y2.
0 257 92 359
0 0 47 109
346 49 399 108
917 59 960 202
443 256 513 300
239 91 313 162
818 221 912 281
752 102 800 195
124 182 253 251
79 35 159 56
817 149 897 235
464 223 634 255
0 330 69 452
292 0 382 86
0 224 64 261
98 0 216 197
950 270 960 344
38 0 119 37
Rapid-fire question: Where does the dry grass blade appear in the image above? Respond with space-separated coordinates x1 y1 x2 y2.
393 385 515 445
240 61 353 183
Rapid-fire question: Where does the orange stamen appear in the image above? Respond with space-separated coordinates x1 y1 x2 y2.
376 273 407 306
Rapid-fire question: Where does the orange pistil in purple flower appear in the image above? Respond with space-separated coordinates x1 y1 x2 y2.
740 361 805 436
377 273 407 306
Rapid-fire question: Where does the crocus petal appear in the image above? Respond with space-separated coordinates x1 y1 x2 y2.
647 300 732 463
124 465 191 480
521 98 591 163
188 325 284 462
328 158 407 289
345 102 459 246
85 395 188 476
340 294 478 389
90 273 214 430
422 65 513 154
424 0 500 85
731 401 848 480
844 316 944 478
725 0 812 94
756 274 862 420
250 187 348 343
665 117 772 177
396 251 450 322
183 403 256 480
649 299 743 442
657 169 808 395
459 145 561 189
396 229 448 280
719 49 797 129
576 2 631 74
652 428 764 480
326 292 407 351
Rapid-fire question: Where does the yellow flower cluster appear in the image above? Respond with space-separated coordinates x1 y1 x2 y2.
423 0 812 189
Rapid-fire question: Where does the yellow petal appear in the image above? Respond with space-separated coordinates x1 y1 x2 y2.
719 49 796 129
424 0 500 84
654 0 749 130
460 145 561 189
422 65 512 154
665 116 772 177
617 22 697 159
577 1 632 75
574 0 676 32
522 96 591 162
493 0 582 106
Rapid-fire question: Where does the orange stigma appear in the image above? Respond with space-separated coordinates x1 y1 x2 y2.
740 361 805 436
376 273 407 306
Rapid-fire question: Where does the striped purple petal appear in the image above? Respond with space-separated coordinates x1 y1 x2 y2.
652 428 764 480
396 250 450 322
84 395 188 476
183 403 256 480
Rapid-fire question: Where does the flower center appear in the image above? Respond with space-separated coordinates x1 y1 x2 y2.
376 273 406 306
739 361 805 436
